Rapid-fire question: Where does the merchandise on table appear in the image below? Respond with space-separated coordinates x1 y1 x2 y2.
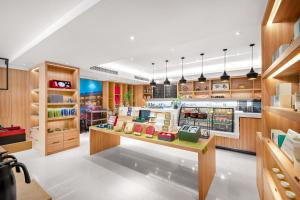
179 125 201 142
133 124 143 136
114 120 125 132
96 123 108 128
145 126 155 138
124 122 135 134
158 132 176 142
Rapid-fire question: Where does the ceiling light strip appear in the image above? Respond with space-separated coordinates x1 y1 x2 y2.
10 0 101 62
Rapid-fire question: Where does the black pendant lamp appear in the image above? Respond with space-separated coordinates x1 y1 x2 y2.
247 43 258 80
220 48 230 82
198 53 207 83
164 60 171 86
150 63 157 87
179 57 187 85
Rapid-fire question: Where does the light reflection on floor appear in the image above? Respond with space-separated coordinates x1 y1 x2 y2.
14 132 259 200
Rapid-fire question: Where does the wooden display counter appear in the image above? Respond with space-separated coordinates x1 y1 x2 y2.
216 117 262 154
89 126 216 200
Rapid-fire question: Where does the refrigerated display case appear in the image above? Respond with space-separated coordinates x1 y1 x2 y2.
178 107 234 133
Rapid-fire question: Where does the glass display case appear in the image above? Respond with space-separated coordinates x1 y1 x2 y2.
178 107 234 133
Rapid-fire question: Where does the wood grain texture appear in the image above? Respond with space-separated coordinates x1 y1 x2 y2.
133 85 145 106
89 128 120 155
89 127 215 200
256 132 264 200
2 141 32 154
15 169 52 200
0 68 29 133
198 136 216 200
216 118 262 153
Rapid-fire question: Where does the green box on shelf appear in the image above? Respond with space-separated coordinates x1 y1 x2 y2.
178 125 201 143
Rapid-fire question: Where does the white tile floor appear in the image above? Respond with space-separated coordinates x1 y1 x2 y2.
14 133 259 200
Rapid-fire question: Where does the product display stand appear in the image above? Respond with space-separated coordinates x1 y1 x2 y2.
89 126 216 200
29 61 80 155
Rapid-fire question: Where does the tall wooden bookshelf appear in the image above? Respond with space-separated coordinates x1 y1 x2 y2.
29 61 80 155
257 1 300 199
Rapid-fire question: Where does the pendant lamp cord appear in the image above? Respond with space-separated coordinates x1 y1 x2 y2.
201 53 204 73
165 60 168 79
181 57 184 76
251 44 254 69
223 49 227 72
152 63 154 79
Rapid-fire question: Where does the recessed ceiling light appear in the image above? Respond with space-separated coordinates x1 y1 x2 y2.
170 48 175 52
236 53 240 56
235 31 240 36
130 36 135 40
130 57 134 61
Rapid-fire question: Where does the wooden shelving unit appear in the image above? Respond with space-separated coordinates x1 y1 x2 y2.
102 81 139 112
177 76 261 99
29 61 80 155
257 1 300 199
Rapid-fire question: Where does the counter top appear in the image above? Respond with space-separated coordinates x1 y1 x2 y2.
235 111 262 119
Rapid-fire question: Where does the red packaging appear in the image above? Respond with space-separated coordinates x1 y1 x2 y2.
145 126 155 138
49 80 71 89
133 124 143 136
158 132 176 142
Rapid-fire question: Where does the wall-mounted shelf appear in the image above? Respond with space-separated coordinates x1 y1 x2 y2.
48 116 76 121
48 88 77 92
262 36 300 79
265 106 300 122
47 103 77 106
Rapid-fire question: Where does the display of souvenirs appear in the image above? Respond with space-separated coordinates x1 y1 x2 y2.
107 115 118 126
48 108 76 118
124 122 135 134
179 125 201 142
49 80 71 89
114 120 125 132
158 132 176 142
281 129 300 161
133 124 143 136
96 123 108 128
145 126 155 138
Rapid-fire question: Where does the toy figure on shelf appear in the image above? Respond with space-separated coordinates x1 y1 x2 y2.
145 126 155 138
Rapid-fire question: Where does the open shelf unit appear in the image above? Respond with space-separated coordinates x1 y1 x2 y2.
177 76 261 99
102 82 139 113
29 61 80 155
257 1 300 199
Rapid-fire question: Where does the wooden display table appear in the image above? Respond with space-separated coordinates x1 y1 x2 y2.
89 126 216 200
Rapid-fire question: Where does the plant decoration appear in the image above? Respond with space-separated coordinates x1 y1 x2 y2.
124 92 133 106
171 96 182 109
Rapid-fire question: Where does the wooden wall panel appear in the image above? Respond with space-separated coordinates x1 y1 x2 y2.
216 118 262 153
0 68 29 132
133 85 144 107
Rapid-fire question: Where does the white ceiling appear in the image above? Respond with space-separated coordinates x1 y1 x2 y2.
0 0 267 83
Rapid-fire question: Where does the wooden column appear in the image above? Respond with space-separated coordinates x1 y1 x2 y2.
198 136 216 200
